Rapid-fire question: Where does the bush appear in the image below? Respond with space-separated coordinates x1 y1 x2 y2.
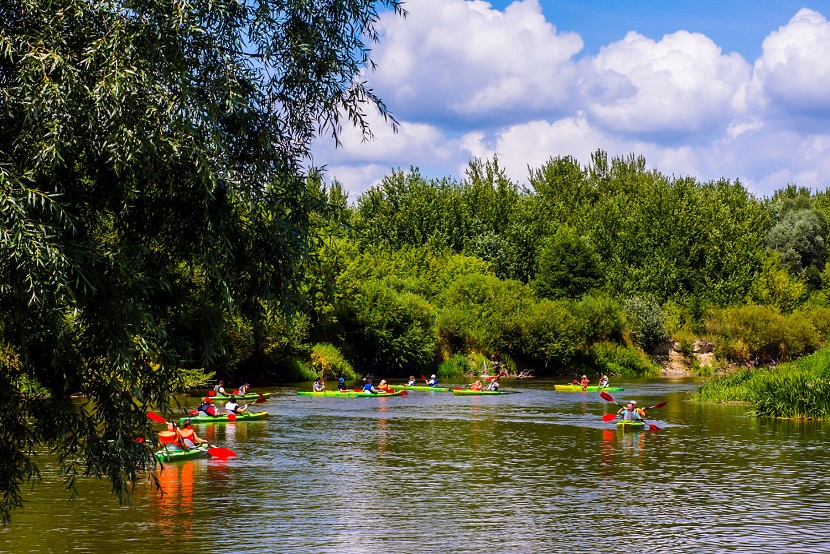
587 341 660 377
624 296 668 353
310 343 357 380
438 354 470 378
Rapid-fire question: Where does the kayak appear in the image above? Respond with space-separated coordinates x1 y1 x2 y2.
355 390 405 397
616 420 646 430
206 392 271 402
179 411 269 424
155 443 210 462
451 389 509 395
389 385 453 392
554 385 625 392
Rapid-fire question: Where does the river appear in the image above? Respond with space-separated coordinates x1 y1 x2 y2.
2 377 828 553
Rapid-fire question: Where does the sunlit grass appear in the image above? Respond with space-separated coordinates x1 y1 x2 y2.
691 346 830 419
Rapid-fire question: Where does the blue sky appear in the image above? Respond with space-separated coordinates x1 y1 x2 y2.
312 0 830 199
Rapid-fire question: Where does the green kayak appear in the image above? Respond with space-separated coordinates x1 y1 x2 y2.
206 392 271 402
155 443 210 462
355 390 405 397
389 385 452 392
616 420 646 430
554 385 625 392
179 411 269 424
451 389 509 395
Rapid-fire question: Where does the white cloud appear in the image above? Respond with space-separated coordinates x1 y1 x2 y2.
751 8 830 118
583 30 751 137
371 0 583 122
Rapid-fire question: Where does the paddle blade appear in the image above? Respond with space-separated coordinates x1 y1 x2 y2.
599 392 615 403
421 374 427 382
227 413 237 421
208 390 216 396
233 389 240 394
254 396 267 404
602 413 617 422
189 410 198 416
400 391 408 396
208 447 236 459
649 401 668 409
147 412 166 424
648 424 661 431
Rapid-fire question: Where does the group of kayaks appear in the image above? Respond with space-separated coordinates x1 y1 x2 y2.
296 385 511 397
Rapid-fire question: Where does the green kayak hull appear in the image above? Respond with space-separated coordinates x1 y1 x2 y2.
616 420 646 430
389 385 452 392
207 392 271 402
355 390 404 397
451 389 509 395
179 411 269 424
297 391 358 397
554 385 624 392
155 444 210 462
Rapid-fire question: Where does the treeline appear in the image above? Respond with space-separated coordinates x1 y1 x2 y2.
211 151 830 380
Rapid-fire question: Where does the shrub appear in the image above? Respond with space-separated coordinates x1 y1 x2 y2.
624 296 668 353
438 354 470 378
587 341 660 377
310 343 357 380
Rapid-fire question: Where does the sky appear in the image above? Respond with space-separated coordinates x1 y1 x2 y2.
310 0 830 200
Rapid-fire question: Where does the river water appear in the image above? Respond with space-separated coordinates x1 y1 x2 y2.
2 378 829 553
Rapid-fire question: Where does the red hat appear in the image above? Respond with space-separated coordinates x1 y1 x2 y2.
204 397 212 403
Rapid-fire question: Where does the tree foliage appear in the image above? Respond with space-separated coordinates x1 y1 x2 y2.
0 0 403 523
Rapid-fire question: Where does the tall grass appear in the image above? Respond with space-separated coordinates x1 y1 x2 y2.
691 346 830 419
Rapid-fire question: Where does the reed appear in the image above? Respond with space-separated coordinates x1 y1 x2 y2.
691 346 830 419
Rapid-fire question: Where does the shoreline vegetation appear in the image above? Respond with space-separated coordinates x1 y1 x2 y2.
691 345 830 419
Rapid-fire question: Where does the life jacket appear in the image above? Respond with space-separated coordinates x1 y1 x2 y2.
471 382 482 391
178 428 195 443
158 431 177 445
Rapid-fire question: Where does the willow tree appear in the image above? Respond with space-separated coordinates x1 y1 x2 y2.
0 0 403 522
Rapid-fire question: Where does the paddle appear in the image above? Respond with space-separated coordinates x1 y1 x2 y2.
207 443 236 458
147 411 167 424
421 373 427 384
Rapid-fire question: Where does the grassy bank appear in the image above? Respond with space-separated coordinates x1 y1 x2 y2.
690 346 830 419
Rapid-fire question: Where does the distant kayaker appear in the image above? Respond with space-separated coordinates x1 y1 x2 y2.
225 396 248 415
238 382 250 395
337 378 349 392
632 400 647 419
427 374 439 387
484 376 500 391
470 380 483 391
176 420 208 449
378 379 391 392
363 378 379 394
598 375 609 388
313 378 325 392
197 397 220 417
406 375 416 386
214 380 227 396
579 375 589 389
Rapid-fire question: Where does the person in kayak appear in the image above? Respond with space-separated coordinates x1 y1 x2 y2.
427 374 439 387
225 396 248 415
618 401 642 421
197 397 220 417
632 400 648 419
598 374 609 388
363 378 379 394
313 378 325 392
470 380 483 391
405 375 416 386
214 380 227 396
176 420 208 449
337 378 349 392
378 379 391 392
484 376 500 391
238 382 250 395
579 375 589 389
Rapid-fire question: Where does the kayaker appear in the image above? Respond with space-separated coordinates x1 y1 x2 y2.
214 380 227 396
618 401 642 421
313 378 325 392
363 378 379 394
632 400 647 419
598 374 609 387
337 378 349 392
238 382 250 395
176 420 208 449
405 375 416 386
470 380 483 391
427 374 438 387
579 375 589 389
225 396 248 415
484 376 500 391
197 397 220 417
378 379 391 391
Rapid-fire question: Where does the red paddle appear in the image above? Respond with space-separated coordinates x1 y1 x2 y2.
147 412 167 424
227 413 237 421
600 393 665 431
253 396 267 404
207 444 236 458
208 390 216 396
602 413 617 422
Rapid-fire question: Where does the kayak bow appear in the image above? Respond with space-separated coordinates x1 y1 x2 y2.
179 411 269 424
